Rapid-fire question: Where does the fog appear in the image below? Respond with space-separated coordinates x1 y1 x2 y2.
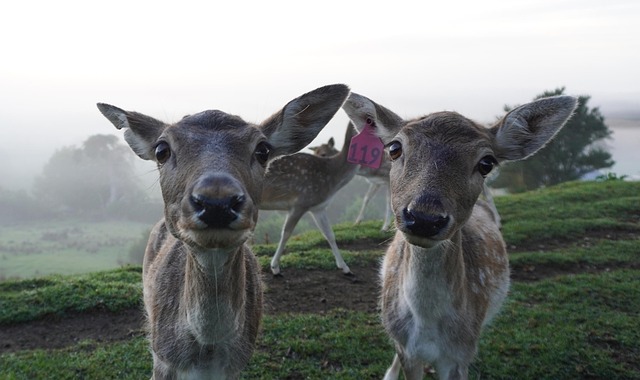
1 0 640 191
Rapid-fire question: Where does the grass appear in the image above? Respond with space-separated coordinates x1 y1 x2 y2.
2 271 637 379
0 220 149 280
496 180 640 246
477 270 640 379
0 311 391 380
0 266 142 324
509 238 640 269
1 180 639 379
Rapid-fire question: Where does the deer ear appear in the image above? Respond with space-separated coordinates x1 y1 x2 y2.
342 93 404 143
491 96 578 161
259 84 350 158
97 103 168 160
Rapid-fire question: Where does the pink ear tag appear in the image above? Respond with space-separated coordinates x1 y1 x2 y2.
347 121 385 168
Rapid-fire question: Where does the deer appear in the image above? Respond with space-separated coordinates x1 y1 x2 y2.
342 92 577 380
261 122 358 276
96 84 350 379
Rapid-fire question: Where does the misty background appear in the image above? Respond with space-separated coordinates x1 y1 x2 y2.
1 0 639 279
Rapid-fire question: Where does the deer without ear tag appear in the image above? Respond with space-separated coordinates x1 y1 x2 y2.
347 123 385 168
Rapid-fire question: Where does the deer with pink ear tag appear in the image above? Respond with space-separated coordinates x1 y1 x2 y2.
343 92 577 380
97 84 349 379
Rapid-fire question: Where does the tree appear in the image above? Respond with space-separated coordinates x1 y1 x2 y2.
0 187 53 224
492 88 614 192
33 134 150 218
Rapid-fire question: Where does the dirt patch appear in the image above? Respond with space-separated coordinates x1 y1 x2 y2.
1 308 144 354
263 263 381 315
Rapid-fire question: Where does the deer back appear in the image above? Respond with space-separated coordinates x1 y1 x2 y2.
260 123 358 210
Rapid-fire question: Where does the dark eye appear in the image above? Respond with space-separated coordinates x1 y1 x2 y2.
477 156 497 176
154 142 171 164
254 141 271 166
388 141 402 160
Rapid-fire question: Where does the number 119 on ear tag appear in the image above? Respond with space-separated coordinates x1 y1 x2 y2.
348 122 385 169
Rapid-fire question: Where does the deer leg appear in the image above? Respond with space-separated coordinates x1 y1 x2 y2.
310 210 352 274
381 184 392 231
383 353 403 380
270 209 306 276
401 359 426 380
434 362 467 380
355 183 381 225
151 354 174 380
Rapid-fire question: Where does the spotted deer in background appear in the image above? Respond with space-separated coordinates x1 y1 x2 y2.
261 123 358 276
343 92 577 380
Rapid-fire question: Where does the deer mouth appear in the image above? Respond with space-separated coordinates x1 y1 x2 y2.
170 202 257 249
179 218 255 249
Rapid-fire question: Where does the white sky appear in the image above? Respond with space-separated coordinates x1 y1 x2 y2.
1 0 639 189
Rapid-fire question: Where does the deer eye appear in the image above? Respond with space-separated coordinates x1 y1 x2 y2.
254 141 271 166
388 141 402 160
154 142 171 164
477 156 497 177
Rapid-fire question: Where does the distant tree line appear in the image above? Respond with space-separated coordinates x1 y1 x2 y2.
0 134 162 225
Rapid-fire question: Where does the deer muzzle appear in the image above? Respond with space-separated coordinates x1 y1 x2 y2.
187 173 248 230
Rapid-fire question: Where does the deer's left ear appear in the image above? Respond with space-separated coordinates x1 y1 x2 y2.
342 93 405 144
259 84 350 158
491 96 578 161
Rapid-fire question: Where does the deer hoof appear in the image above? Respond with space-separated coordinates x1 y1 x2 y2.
343 271 358 283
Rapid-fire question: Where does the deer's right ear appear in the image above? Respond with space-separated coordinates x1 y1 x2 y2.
97 103 167 160
342 93 404 144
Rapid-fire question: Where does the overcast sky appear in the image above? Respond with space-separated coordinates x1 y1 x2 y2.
1 0 639 189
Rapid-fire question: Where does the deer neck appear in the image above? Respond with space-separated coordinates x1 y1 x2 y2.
402 231 468 311
182 244 247 345
329 123 358 177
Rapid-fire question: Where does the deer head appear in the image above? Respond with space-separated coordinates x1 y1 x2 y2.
98 84 350 251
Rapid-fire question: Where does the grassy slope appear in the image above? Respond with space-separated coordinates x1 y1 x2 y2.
1 180 639 379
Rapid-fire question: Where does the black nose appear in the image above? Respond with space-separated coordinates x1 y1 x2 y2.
402 208 450 237
189 174 246 228
190 193 245 228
